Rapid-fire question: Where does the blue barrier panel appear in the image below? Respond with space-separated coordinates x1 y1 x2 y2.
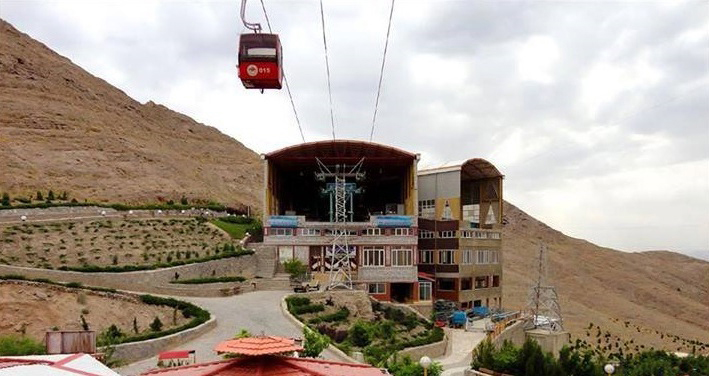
375 215 413 228
268 216 299 228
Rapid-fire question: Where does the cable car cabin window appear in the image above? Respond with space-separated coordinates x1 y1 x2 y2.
247 47 277 57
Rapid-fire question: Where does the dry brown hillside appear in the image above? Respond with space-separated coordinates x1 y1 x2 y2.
0 20 261 208
502 201 709 353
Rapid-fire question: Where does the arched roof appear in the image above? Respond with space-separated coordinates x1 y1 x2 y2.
265 140 416 167
460 158 503 180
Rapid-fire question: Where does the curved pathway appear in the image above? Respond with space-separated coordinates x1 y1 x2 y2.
116 291 301 376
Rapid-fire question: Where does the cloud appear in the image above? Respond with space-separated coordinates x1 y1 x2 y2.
2 0 708 258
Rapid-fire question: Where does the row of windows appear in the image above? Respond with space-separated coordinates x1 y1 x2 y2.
362 247 414 267
419 229 502 239
270 228 413 236
367 282 434 301
419 250 500 265
438 275 500 291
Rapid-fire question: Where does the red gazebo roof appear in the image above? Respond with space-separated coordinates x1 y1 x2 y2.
214 336 303 356
141 355 388 376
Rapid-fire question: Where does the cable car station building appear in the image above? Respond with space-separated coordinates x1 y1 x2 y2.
261 141 504 309
417 160 504 310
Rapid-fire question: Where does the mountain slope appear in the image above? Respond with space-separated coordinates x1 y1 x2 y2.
502 202 709 352
0 19 261 208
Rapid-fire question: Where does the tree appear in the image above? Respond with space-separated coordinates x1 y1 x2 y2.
150 317 163 332
283 259 307 281
35 191 43 201
47 190 55 201
302 326 330 358
387 355 443 376
180 196 188 205
1 193 9 207
234 329 252 339
133 317 139 334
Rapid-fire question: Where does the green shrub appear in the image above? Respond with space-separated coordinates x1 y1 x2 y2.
283 259 307 280
303 326 331 358
350 321 371 347
291 304 325 315
150 317 163 332
387 355 443 376
0 335 46 356
309 307 349 324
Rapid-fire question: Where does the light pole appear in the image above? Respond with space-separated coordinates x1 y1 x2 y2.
604 363 615 376
419 356 432 376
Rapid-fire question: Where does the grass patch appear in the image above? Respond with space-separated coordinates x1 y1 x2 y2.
170 276 246 284
210 219 252 239
0 335 46 356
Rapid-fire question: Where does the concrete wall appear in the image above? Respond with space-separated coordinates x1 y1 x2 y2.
396 333 448 360
525 329 570 357
491 320 526 348
109 317 217 364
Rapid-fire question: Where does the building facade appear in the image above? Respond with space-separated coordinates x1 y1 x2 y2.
261 141 503 309
262 140 421 303
417 159 504 310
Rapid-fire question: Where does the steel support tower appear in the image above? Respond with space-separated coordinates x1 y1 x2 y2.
316 158 364 290
527 244 564 331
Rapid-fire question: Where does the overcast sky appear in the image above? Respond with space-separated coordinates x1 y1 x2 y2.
2 0 708 260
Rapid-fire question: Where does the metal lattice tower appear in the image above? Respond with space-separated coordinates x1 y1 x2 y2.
316 158 364 290
526 244 564 331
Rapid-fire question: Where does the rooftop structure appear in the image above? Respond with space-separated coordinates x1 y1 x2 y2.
142 336 387 376
0 353 120 376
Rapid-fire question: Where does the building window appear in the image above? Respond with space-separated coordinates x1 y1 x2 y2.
394 228 411 236
363 247 385 266
438 278 455 291
419 230 434 239
476 250 499 264
475 276 489 289
391 248 413 266
461 278 473 290
439 230 456 238
272 228 293 236
462 249 474 264
368 283 386 294
418 199 435 218
364 228 382 236
474 231 487 239
299 228 321 236
492 275 500 287
419 250 434 264
489 232 501 239
439 250 455 264
419 282 432 301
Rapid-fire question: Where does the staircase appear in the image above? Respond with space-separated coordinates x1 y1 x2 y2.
254 245 278 278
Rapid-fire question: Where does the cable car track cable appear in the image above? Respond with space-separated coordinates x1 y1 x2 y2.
319 0 337 140
369 0 395 142
258 0 306 142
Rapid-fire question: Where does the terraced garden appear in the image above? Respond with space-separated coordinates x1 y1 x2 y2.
0 218 242 269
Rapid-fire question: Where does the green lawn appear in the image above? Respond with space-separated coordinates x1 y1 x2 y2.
210 219 251 239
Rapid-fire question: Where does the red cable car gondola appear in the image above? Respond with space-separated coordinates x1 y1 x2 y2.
238 33 283 90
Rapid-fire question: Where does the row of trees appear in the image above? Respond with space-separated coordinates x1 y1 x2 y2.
472 338 708 376
0 190 71 206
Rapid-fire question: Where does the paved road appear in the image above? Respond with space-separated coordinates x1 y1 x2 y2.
436 323 488 376
117 291 302 376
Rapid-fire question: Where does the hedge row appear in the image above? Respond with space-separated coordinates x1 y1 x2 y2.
0 201 228 212
56 249 254 273
0 274 117 293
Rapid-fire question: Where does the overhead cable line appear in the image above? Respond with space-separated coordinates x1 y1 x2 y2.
259 0 306 143
319 0 337 140
369 0 395 142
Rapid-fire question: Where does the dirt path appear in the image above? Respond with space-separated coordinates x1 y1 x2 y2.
436 327 488 376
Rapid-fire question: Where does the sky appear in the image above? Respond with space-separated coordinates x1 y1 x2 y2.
2 0 708 260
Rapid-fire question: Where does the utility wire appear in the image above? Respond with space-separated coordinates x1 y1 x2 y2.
259 0 305 143
369 0 395 142
319 0 337 140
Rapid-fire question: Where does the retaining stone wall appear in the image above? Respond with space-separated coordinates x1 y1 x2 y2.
109 317 217 364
